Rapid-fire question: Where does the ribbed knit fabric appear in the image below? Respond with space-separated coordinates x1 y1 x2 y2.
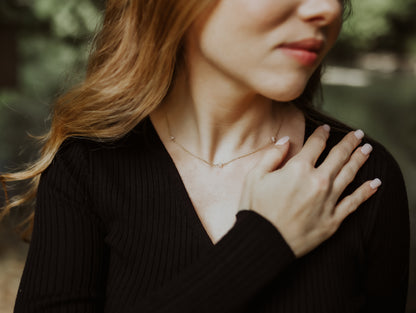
14 113 410 313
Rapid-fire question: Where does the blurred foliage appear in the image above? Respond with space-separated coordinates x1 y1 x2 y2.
338 0 416 54
0 0 101 167
0 0 414 170
30 0 101 37
0 0 415 311
0 0 414 167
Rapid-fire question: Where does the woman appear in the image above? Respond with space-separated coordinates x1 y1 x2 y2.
1 0 409 312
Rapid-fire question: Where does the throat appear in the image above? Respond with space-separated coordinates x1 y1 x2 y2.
162 104 288 168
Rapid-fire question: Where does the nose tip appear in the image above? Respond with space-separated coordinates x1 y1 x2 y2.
298 0 343 26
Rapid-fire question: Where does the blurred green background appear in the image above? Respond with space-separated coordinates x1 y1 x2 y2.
0 0 415 312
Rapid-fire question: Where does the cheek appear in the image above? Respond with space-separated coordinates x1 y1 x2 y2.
202 0 292 38
194 1 289 73
187 0 332 102
327 3 344 45
235 0 288 24
193 7 258 74
231 0 294 33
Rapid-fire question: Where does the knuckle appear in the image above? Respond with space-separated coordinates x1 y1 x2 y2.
341 193 353 206
313 127 329 142
337 131 359 152
329 218 341 233
328 219 339 234
354 147 369 164
343 163 357 181
361 185 372 201
335 144 352 161
323 219 338 237
317 131 329 145
347 130 360 142
313 173 331 191
351 149 364 163
347 193 360 208
350 148 369 169
291 158 311 173
356 184 367 198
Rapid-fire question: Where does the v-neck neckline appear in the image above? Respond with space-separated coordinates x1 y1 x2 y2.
143 113 315 248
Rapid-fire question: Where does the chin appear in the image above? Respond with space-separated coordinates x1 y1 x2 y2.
258 83 307 102
250 72 310 102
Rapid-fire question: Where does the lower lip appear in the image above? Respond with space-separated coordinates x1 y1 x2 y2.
279 47 319 66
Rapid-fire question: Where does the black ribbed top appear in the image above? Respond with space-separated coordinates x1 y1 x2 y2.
14 113 410 313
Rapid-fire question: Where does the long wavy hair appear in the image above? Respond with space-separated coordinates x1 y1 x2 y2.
1 0 352 242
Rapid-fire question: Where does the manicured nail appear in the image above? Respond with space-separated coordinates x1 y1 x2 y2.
361 143 373 155
354 129 364 140
275 136 290 146
370 178 382 189
323 124 330 132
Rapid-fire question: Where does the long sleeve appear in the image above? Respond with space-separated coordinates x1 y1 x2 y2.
128 209 296 313
17 115 410 313
14 141 109 313
361 147 410 312
14 139 297 313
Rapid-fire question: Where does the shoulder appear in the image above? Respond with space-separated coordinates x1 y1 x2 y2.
305 109 409 239
303 108 404 181
304 108 409 245
40 117 155 195
44 116 163 197
53 116 155 165
303 107 408 215
39 116 155 207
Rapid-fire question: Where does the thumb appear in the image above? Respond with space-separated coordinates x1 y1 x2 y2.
256 136 290 174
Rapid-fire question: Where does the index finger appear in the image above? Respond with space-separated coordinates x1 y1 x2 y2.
296 124 331 166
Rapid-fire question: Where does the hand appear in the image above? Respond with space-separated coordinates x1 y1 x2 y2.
238 124 380 258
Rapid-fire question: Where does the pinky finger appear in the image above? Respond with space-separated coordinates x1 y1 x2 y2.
333 178 382 223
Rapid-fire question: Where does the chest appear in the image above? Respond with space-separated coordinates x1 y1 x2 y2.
146 107 307 244
175 161 250 244
172 144 306 245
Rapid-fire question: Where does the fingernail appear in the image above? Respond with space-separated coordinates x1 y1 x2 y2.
323 124 330 132
275 136 290 146
354 129 365 140
370 178 382 189
361 143 373 155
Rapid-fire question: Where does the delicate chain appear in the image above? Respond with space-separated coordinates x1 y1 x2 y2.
165 110 286 168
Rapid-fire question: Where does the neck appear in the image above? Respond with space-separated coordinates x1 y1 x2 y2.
152 68 290 166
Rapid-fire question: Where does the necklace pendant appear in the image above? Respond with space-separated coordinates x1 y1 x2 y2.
271 136 277 143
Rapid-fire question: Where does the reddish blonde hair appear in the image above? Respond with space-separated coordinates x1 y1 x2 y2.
0 0 213 241
1 0 352 241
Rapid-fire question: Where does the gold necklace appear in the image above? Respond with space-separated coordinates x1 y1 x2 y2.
165 110 286 168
